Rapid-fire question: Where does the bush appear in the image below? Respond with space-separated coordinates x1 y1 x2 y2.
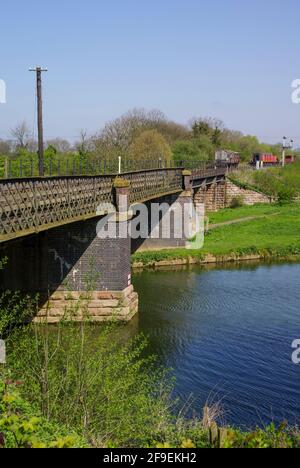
0 379 86 448
4 322 175 448
233 163 300 202
230 195 245 209
277 187 296 205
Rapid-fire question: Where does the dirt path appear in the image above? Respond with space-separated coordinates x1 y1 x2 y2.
207 212 280 231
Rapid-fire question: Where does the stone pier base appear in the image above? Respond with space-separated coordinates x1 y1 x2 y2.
34 285 139 324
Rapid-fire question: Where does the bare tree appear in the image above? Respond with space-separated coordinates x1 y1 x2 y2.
10 121 31 149
27 139 38 153
46 138 71 153
93 108 171 160
76 129 94 157
0 140 11 155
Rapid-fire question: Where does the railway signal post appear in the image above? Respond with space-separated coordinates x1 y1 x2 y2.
282 137 294 168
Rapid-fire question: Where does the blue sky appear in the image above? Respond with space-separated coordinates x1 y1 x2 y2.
1 0 300 144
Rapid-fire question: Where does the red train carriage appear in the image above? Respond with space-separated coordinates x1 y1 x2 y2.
285 155 296 164
252 153 278 166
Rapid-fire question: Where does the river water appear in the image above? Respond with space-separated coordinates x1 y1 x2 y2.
132 262 300 429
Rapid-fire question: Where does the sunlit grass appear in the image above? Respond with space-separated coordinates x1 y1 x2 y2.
132 203 300 265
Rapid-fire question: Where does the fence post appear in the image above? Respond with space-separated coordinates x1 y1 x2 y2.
114 177 130 214
4 158 8 179
182 170 192 191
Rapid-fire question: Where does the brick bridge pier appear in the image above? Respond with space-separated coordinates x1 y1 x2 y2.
0 165 229 323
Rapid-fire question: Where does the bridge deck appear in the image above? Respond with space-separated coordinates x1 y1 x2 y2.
0 166 227 243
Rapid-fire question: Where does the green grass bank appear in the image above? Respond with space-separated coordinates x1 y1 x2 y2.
132 203 300 268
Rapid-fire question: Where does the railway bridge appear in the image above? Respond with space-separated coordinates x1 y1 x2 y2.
0 163 229 322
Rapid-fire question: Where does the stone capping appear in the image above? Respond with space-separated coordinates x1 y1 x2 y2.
113 177 131 189
182 170 192 176
178 190 193 198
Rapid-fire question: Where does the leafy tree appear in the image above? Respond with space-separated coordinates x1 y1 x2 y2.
173 140 202 164
192 119 211 137
129 130 173 166
44 145 57 159
212 127 222 147
193 135 215 160
93 109 188 163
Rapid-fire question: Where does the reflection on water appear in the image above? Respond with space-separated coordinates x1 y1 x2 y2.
130 261 300 429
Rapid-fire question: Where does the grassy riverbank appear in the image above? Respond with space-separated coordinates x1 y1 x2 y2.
229 162 300 202
1 261 300 448
1 337 300 449
132 203 300 267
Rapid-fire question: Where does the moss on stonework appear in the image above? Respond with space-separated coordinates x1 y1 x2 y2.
182 170 192 176
113 177 130 189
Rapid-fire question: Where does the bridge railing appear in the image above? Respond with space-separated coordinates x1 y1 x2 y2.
0 156 233 180
0 168 185 242
0 175 115 241
0 163 230 242
0 156 173 179
125 168 184 205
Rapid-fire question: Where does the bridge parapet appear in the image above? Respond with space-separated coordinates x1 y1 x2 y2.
0 175 114 243
125 168 183 205
0 165 229 243
191 165 228 180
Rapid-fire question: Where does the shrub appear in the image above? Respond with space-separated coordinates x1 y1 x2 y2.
230 195 245 209
0 379 86 448
277 187 296 205
4 323 175 448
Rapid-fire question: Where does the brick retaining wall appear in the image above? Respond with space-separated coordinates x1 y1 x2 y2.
225 180 271 206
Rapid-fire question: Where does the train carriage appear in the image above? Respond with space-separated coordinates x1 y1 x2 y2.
252 153 278 166
215 150 240 166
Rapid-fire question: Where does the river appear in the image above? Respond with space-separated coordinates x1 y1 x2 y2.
131 261 300 429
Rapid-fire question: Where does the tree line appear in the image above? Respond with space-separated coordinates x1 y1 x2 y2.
0 109 286 168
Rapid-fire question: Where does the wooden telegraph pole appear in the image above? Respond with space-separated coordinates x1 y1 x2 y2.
29 67 48 176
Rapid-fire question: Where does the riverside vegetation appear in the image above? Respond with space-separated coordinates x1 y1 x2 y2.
0 265 300 449
1 317 300 449
229 162 300 204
